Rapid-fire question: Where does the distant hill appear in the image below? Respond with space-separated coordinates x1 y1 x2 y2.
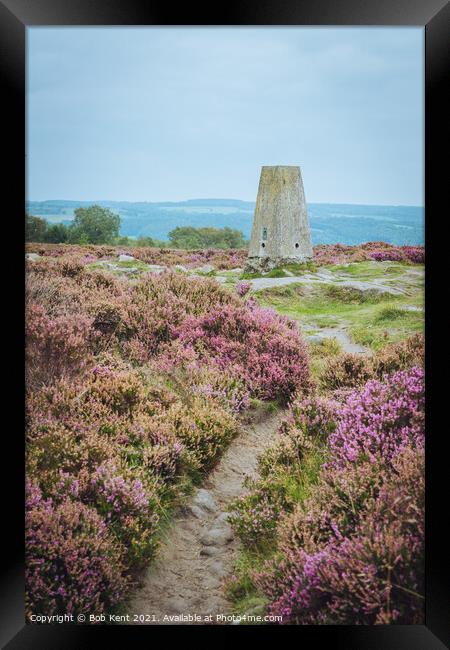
25 199 424 246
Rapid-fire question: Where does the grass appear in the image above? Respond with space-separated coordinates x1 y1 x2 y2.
324 260 415 280
257 274 424 351
87 258 151 275
226 445 326 617
309 336 342 359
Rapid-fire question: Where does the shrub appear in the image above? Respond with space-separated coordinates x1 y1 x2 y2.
228 485 286 548
328 367 424 469
83 461 160 566
257 448 424 624
278 395 338 444
172 302 311 400
26 482 128 618
320 352 373 391
160 397 238 470
26 304 96 387
235 280 251 297
371 333 424 378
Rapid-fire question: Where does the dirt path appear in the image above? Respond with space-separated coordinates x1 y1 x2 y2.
127 410 284 625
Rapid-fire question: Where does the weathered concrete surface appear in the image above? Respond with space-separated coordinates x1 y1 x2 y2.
247 166 313 269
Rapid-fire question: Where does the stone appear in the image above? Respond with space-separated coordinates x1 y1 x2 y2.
200 527 233 546
25 253 40 261
307 335 324 344
199 546 220 557
174 265 188 272
246 166 313 272
209 561 228 578
192 489 216 513
187 504 207 520
399 304 423 312
118 254 135 262
214 512 230 525
196 264 214 274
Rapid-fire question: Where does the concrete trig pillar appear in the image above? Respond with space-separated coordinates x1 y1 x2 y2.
246 166 313 271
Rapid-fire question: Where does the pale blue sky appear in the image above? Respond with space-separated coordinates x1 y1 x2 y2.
27 27 424 205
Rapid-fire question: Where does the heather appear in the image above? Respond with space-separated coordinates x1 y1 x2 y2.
227 351 425 624
319 333 424 391
25 256 310 618
25 240 424 269
25 244 424 623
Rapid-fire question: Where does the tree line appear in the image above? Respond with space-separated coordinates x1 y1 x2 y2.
26 205 248 249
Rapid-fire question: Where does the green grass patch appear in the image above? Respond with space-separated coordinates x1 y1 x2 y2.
256 276 424 351
309 336 342 359
226 445 325 618
195 269 217 277
324 260 415 280
240 271 263 279
282 261 317 275
264 268 288 278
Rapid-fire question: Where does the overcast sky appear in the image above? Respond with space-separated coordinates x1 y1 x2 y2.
27 27 424 205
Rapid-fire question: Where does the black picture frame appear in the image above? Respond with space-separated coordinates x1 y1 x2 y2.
1 1 448 647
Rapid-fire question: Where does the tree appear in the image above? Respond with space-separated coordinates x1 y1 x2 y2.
26 214 48 242
168 226 247 250
136 236 157 247
43 223 69 243
69 205 121 244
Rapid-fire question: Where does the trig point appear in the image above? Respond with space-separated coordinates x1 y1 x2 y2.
246 166 313 271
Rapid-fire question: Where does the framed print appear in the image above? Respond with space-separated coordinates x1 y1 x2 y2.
1 0 449 647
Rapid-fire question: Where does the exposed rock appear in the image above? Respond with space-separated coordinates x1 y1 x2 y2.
118 254 135 262
209 561 228 578
174 265 188 272
399 304 423 312
25 253 40 261
193 489 216 513
214 512 230 525
199 546 220 557
187 504 207 520
196 264 215 274
200 527 233 547
306 335 324 344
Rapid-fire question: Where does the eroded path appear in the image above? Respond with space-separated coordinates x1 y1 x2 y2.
127 410 284 625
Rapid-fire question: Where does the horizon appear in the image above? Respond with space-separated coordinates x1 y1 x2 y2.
27 27 424 206
26 197 424 209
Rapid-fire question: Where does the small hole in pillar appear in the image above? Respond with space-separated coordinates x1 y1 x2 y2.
261 243 265 248
295 243 299 249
